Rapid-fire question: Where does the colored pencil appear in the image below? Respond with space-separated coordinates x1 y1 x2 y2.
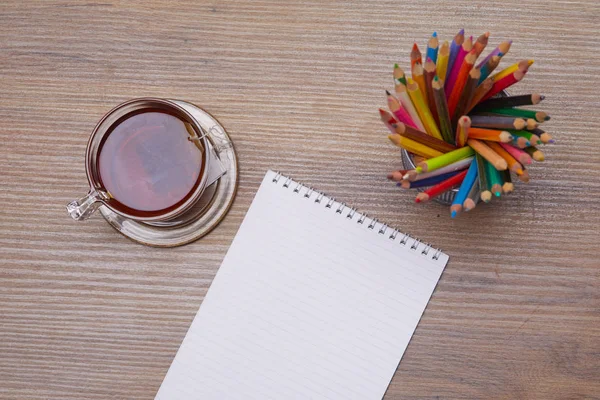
511 136 531 148
415 169 468 203
416 145 475 173
452 66 480 126
484 107 549 122
467 138 508 170
486 141 524 174
403 156 474 181
379 108 399 133
526 118 538 130
431 76 454 144
393 63 407 87
500 169 514 194
477 40 512 69
447 29 465 80
481 69 526 102
473 93 545 110
475 154 492 203
426 32 439 63
466 77 494 112
455 115 471 148
478 54 502 84
411 42 422 69
484 158 503 197
447 51 477 116
499 142 532 165
424 58 438 121
400 170 461 189
451 158 478 217
394 80 427 132
386 90 418 129
531 128 554 144
387 169 410 182
472 31 490 58
507 130 541 145
388 134 444 159
394 122 457 153
445 35 473 97
518 168 530 183
524 146 545 161
412 62 429 106
463 180 480 211
468 128 513 143
469 115 527 130
406 78 443 140
491 59 533 82
437 40 450 81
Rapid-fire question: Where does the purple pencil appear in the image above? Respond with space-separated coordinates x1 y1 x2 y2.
446 28 465 80
476 40 512 69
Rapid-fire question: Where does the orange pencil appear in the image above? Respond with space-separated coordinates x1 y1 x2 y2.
467 128 513 143
486 141 524 174
412 62 429 105
447 51 477 117
455 116 471 148
467 138 508 170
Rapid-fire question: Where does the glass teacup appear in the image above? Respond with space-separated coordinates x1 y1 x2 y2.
67 98 213 222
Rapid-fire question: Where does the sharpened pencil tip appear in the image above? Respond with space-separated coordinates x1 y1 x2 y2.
544 116 551 121
415 198 421 203
451 210 457 218
525 140 531 146
432 31 437 37
385 90 391 96
548 139 556 143
394 63 399 68
459 28 465 34
495 192 501 197
433 75 439 81
540 95 546 100
412 42 419 51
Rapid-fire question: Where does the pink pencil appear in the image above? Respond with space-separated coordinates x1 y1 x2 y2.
499 143 533 165
445 36 473 97
386 90 418 129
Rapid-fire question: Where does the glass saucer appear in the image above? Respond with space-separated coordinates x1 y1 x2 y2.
99 101 238 247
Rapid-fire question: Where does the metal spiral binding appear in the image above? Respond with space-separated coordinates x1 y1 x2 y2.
271 171 443 262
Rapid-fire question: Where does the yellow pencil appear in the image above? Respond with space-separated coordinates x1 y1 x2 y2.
388 134 444 159
406 78 443 141
491 59 534 82
437 40 450 81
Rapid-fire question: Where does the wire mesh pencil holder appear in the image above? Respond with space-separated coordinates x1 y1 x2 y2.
400 91 508 205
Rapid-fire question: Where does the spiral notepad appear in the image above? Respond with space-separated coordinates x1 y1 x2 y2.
155 170 449 400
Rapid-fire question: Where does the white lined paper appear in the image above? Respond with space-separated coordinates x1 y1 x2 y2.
155 170 449 400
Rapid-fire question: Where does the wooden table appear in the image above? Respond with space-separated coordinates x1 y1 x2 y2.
1 1 599 398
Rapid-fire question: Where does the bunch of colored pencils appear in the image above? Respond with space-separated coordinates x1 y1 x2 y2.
381 30 553 218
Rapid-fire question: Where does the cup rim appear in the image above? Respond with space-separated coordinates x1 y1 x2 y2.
84 97 212 221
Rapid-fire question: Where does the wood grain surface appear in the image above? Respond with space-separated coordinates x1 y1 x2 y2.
1 1 600 399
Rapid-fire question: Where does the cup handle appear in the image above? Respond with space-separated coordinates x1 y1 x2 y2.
66 189 108 221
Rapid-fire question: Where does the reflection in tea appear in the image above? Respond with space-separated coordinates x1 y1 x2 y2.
98 111 203 213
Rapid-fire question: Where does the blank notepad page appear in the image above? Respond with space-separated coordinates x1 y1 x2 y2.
155 170 449 400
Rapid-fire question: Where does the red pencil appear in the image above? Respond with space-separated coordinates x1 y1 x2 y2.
411 42 422 69
415 169 468 203
481 69 527 102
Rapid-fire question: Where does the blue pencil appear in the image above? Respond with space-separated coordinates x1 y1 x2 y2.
447 28 465 81
399 170 462 189
426 32 439 64
450 158 478 218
